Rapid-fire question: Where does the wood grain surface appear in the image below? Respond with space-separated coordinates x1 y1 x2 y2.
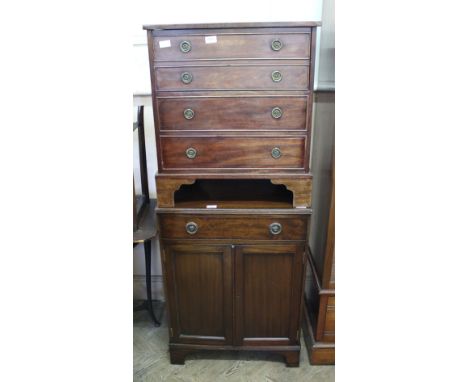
158 96 308 131
163 244 233 346
152 32 311 61
159 214 308 241
155 65 310 91
234 244 305 348
160 136 306 171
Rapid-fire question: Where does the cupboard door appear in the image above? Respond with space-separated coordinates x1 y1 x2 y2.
163 244 233 345
234 244 305 346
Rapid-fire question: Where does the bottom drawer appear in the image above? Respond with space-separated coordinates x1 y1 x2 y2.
159 214 308 241
160 136 306 170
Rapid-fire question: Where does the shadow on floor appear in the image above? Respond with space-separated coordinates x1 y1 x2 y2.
133 300 335 382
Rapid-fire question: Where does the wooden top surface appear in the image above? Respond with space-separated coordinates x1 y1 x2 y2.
133 199 157 243
143 21 321 30
156 207 312 215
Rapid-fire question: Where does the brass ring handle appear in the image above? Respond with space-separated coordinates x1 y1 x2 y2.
271 107 283 119
269 222 282 235
183 108 195 120
179 40 192 53
181 72 193 84
186 147 197 159
271 70 282 82
271 147 281 159
271 39 283 51
186 222 198 235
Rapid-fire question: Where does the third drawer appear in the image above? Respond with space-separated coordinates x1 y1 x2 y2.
158 96 308 131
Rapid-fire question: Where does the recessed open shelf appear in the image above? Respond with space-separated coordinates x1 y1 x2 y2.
174 179 294 209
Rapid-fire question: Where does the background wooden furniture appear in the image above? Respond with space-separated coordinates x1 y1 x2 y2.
133 106 149 231
133 105 160 327
303 159 335 364
144 21 320 366
133 199 160 327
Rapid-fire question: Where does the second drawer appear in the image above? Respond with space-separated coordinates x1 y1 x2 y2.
159 214 308 240
155 65 309 91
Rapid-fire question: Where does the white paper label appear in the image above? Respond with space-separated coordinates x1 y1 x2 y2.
206 204 218 209
159 40 171 48
205 35 217 44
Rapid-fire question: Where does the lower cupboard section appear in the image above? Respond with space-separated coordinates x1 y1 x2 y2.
161 242 306 363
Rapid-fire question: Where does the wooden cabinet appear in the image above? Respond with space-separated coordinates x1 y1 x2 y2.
163 243 305 349
144 21 320 367
162 241 306 366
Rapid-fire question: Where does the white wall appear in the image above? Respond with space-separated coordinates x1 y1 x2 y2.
317 0 335 90
132 0 335 95
133 0 335 299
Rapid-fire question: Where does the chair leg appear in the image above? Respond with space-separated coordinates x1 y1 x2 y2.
144 239 160 326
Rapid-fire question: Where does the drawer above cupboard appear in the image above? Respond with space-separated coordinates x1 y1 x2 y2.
159 136 307 172
157 96 308 131
158 214 308 241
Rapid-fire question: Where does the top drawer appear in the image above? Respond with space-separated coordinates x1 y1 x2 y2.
152 31 311 61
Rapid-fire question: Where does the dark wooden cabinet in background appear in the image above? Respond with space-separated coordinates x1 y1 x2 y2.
303 159 335 364
144 21 320 366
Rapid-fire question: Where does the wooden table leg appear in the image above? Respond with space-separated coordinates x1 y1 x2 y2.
144 239 160 327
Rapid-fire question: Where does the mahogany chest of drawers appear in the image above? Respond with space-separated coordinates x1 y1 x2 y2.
144 21 320 367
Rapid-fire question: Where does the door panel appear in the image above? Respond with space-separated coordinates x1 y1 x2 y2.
234 244 305 346
164 244 233 345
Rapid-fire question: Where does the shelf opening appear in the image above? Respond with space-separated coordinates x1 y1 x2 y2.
174 179 294 209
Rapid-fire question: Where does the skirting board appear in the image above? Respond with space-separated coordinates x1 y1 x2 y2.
133 275 165 301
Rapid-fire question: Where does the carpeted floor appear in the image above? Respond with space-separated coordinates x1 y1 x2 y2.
133 301 335 382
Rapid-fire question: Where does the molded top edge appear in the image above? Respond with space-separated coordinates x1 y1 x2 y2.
143 21 321 30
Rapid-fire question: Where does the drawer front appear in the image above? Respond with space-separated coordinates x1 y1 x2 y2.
160 136 306 170
153 32 311 60
155 65 309 91
158 96 308 131
159 215 308 241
